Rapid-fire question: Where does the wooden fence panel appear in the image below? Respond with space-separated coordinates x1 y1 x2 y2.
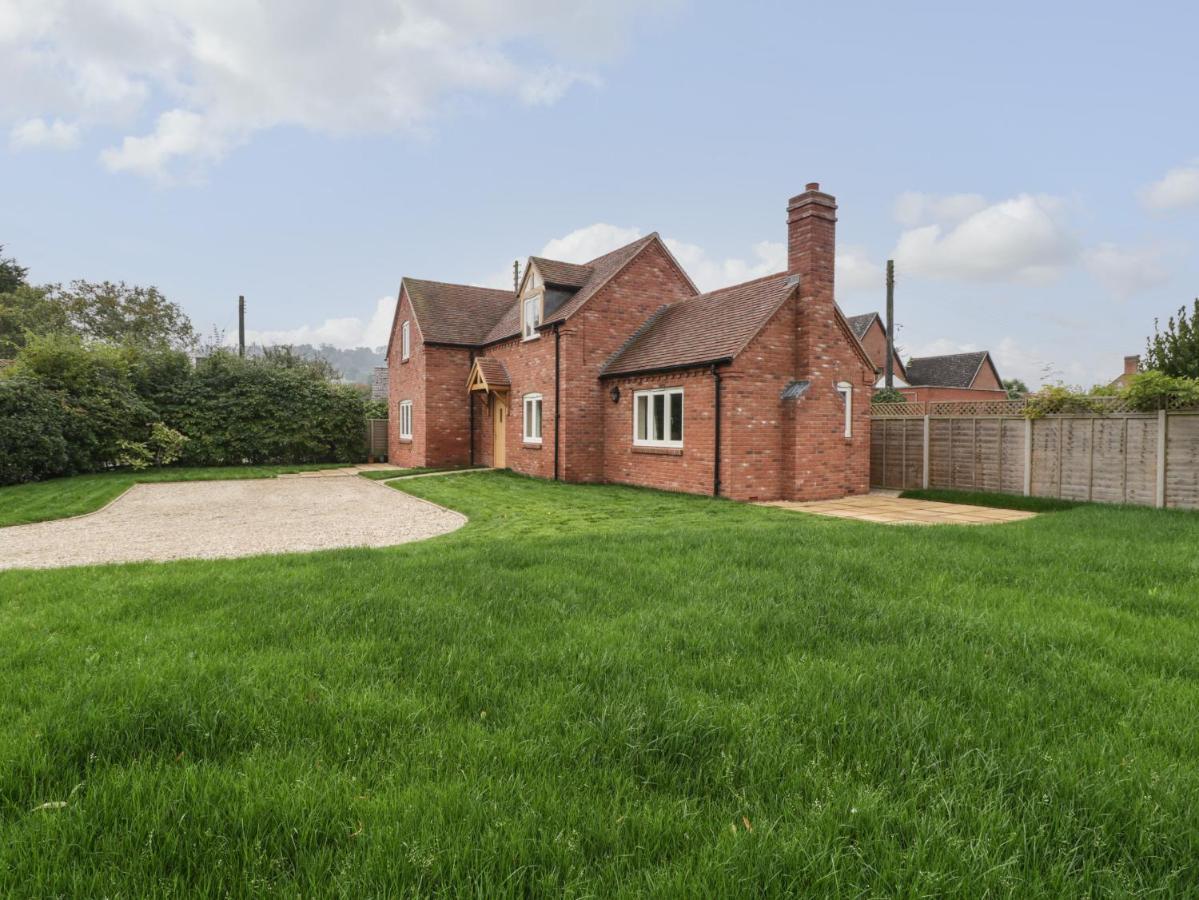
883 419 905 488
1091 418 1128 504
1166 413 1199 509
1060 419 1094 501
975 419 1001 492
1030 419 1061 497
870 419 886 486
951 419 975 488
999 419 1025 494
1125 418 1158 506
929 419 953 488
903 419 924 488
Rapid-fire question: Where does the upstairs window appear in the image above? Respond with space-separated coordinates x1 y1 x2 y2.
836 382 852 437
523 393 543 443
401 321 410 360
522 295 542 340
634 388 683 448
399 400 413 439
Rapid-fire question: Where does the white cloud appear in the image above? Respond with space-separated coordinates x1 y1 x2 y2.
540 223 644 264
1139 160 1199 211
836 244 884 293
892 193 1077 283
1 0 672 180
663 238 784 292
893 191 987 227
9 116 80 149
242 295 396 349
1083 243 1170 300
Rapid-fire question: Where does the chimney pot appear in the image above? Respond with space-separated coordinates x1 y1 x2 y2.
1124 354 1140 375
805 182 820 192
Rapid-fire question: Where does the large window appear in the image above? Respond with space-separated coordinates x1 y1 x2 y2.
836 382 852 437
523 393 543 443
399 400 413 439
633 388 683 448
522 295 541 340
401 321 410 360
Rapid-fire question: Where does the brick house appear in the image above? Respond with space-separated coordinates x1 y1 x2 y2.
847 311 1007 403
386 183 876 501
1108 354 1140 389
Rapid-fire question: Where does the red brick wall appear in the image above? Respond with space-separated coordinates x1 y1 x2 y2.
560 241 697 482
785 186 874 500
858 318 902 382
387 288 473 467
972 358 1003 391
601 369 716 495
471 331 558 478
387 287 426 466
899 385 1008 404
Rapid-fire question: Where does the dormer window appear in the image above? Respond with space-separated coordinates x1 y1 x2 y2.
522 294 542 340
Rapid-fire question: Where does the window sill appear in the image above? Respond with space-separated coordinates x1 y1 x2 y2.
521 334 541 342
398 438 413 444
400 357 410 364
522 441 543 450
633 445 683 456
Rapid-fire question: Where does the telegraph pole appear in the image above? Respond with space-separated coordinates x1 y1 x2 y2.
238 295 246 358
885 260 895 389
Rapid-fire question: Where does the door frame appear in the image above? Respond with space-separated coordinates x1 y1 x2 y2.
491 394 507 468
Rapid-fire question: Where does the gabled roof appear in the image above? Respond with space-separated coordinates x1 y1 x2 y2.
602 272 799 376
845 312 879 341
401 279 515 346
467 356 510 391
485 233 684 344
530 257 592 289
905 351 997 388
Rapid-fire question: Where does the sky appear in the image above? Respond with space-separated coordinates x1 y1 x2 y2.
2 0 1198 388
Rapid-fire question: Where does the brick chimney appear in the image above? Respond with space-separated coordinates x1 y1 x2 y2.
1124 354 1140 376
787 183 837 373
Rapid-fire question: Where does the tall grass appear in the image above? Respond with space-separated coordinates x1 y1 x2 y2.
1 472 1196 895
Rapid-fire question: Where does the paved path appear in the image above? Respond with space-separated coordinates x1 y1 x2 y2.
0 477 465 571
760 494 1037 525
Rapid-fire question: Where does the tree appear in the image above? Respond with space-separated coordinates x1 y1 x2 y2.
0 284 71 357
1144 299 1199 379
50 280 198 350
1003 378 1029 399
0 244 29 294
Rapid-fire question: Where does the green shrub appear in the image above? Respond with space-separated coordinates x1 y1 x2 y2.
116 422 188 470
1022 385 1103 419
169 351 366 466
872 387 906 404
0 376 72 484
1122 370 1199 411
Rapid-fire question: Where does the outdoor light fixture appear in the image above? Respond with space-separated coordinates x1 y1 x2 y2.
609 386 621 403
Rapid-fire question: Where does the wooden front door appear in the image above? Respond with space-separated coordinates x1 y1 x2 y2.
492 396 507 468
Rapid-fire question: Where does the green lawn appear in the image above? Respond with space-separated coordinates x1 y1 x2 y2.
0 464 346 527
358 466 471 481
900 488 1086 513
1 472 1197 895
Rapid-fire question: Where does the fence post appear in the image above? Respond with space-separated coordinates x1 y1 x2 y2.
1156 409 1167 508
922 414 930 489
1023 418 1032 497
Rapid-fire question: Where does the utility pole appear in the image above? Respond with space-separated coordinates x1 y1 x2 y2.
238 295 246 358
884 260 895 390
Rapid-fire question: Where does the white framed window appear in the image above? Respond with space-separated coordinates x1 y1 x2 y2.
523 393 543 443
836 382 852 437
399 400 413 439
522 295 542 340
633 388 683 448
401 321 410 360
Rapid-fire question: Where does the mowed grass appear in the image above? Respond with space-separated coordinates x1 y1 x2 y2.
1 472 1198 895
0 464 347 527
358 466 471 481
900 488 1085 513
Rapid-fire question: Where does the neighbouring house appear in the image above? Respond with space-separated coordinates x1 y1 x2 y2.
386 183 876 501
1108 354 1140 389
371 365 389 401
846 310 1007 403
845 312 909 388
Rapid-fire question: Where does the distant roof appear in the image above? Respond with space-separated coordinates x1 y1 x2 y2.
845 312 879 340
603 272 798 376
905 351 993 388
401 279 515 345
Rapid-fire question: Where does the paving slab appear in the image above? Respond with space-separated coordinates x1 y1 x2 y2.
760 494 1037 526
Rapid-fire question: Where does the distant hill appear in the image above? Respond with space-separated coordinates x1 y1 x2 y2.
249 344 385 384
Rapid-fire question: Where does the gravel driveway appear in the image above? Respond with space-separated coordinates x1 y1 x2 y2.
0 476 466 571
